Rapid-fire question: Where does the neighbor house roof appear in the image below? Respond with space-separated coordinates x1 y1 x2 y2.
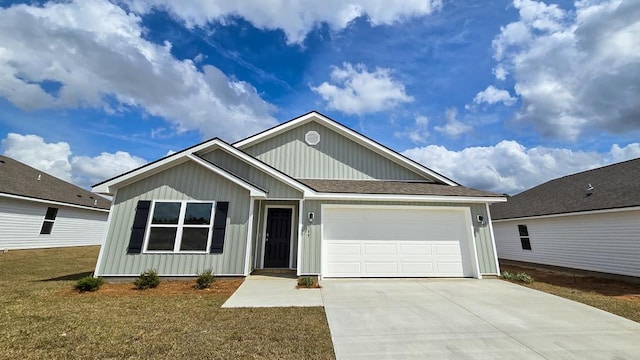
298 179 503 198
491 157 640 220
0 155 111 210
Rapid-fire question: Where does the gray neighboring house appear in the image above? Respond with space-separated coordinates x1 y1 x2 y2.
492 158 640 277
0 155 111 250
93 111 505 279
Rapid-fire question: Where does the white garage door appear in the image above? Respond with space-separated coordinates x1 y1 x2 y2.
322 206 474 277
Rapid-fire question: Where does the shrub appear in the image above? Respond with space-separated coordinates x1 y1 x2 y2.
134 269 160 290
501 271 534 284
297 276 314 287
75 275 104 292
195 270 216 289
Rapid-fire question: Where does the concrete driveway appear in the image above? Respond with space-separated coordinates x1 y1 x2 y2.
321 279 640 359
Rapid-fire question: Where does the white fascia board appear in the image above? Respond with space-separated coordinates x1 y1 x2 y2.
306 192 507 203
0 192 110 213
187 154 267 198
234 111 458 186
492 206 640 223
92 138 225 194
206 141 315 196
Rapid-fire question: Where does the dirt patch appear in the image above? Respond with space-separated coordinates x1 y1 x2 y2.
501 264 640 304
61 278 243 297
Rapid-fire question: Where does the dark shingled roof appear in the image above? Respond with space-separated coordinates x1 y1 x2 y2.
297 179 503 198
0 155 111 210
491 157 640 220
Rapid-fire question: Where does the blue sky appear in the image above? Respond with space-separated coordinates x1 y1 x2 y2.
0 0 638 194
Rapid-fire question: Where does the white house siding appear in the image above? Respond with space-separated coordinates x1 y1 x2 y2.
0 197 108 250
493 209 640 277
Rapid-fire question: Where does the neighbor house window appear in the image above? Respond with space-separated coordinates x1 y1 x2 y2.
40 207 58 235
144 201 215 253
518 224 532 250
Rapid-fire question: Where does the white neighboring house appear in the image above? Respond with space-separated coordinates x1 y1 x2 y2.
491 158 640 278
0 155 111 250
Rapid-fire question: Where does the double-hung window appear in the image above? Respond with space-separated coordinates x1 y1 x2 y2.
518 224 532 250
40 207 58 235
145 201 215 253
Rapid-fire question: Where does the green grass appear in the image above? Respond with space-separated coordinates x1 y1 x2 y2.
0 246 335 359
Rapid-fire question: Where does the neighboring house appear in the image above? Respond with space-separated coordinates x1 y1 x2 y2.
92 111 505 279
491 158 640 277
0 155 111 250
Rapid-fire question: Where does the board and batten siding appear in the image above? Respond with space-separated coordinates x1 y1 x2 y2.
0 197 108 250
96 161 251 276
299 200 498 275
242 121 429 181
493 209 640 277
200 149 302 199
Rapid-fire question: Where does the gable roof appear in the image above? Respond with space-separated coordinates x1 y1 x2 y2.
234 111 459 186
0 155 110 210
93 138 314 196
491 157 640 220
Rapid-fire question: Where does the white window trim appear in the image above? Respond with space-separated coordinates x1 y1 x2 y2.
143 200 216 254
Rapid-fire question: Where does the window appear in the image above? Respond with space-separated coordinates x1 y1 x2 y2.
40 207 58 235
517 224 532 250
145 201 214 253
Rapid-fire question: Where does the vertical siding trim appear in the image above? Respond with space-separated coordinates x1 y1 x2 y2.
485 203 501 275
296 199 304 276
94 191 116 277
243 199 255 275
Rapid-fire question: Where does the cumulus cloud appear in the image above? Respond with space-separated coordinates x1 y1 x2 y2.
311 63 414 116
434 107 472 137
473 85 516 106
394 115 430 144
2 133 73 181
0 0 277 141
491 0 640 140
1 133 146 188
126 0 443 44
403 140 640 194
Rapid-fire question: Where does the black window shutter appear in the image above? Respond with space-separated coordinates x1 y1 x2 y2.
127 200 151 254
210 202 229 254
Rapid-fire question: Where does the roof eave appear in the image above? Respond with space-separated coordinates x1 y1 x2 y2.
306 192 507 203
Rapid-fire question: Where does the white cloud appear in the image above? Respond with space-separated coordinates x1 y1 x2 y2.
473 85 516 106
71 151 147 187
394 115 430 144
2 133 73 181
126 0 443 44
1 133 146 188
0 0 277 141
403 140 640 194
434 107 472 137
491 0 640 140
311 63 414 116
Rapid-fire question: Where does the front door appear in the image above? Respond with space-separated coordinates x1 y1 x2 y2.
264 208 292 268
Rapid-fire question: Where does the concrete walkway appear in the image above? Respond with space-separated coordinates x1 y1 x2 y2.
321 279 640 360
221 275 323 308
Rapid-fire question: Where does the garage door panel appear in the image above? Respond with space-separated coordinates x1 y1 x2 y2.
327 242 361 255
364 243 397 255
323 207 473 278
400 244 432 255
365 262 398 274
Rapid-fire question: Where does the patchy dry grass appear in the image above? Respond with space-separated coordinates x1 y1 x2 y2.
0 246 335 359
501 263 640 323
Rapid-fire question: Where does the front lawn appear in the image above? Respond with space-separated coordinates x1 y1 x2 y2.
0 246 335 359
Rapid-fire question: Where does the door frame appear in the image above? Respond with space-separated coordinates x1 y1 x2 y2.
260 205 296 269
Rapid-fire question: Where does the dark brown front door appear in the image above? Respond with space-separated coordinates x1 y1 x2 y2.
264 208 292 268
